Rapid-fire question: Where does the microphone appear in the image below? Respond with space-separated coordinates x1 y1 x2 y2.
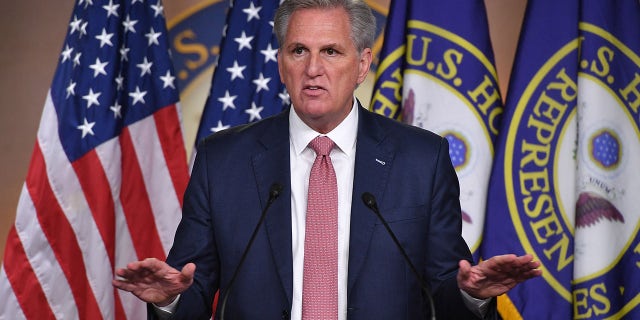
219 183 284 320
361 192 436 320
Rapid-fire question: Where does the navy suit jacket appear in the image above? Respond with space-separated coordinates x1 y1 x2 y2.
156 105 495 319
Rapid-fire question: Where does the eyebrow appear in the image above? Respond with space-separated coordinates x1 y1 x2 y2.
284 42 306 49
320 43 341 49
285 41 342 49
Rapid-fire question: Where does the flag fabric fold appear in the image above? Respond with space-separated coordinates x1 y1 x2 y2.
189 0 285 314
0 0 189 319
482 0 640 318
371 0 503 257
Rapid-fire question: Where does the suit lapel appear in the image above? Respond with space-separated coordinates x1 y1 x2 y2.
347 106 395 293
251 110 294 304
247 106 396 302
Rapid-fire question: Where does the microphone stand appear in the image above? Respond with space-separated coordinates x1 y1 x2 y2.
362 192 436 320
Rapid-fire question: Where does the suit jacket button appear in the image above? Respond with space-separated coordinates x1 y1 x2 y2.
281 309 290 320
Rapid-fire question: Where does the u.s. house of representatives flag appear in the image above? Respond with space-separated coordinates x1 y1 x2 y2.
371 0 503 257
0 0 189 319
194 0 287 147
482 0 640 318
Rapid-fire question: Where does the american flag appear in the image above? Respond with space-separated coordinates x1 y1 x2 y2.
194 0 288 146
0 0 189 319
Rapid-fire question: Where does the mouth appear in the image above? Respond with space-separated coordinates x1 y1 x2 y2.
304 85 323 90
303 85 326 96
302 85 326 98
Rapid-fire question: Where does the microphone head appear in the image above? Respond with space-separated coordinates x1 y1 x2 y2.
361 192 377 210
269 183 283 199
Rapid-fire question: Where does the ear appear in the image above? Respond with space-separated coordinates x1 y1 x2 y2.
277 49 285 83
356 48 373 85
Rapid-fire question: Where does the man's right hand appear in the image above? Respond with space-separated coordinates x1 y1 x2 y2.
112 258 195 306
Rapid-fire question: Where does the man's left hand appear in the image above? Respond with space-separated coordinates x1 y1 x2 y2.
457 254 542 299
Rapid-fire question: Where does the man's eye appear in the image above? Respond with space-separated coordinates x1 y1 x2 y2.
326 48 335 55
294 47 304 54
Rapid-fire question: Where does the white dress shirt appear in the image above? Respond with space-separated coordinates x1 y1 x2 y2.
289 101 358 320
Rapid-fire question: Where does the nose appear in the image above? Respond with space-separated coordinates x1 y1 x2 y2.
304 52 324 77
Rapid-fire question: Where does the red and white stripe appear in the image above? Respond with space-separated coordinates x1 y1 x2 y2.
0 91 189 319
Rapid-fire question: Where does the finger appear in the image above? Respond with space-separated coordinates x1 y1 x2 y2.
514 254 536 265
528 259 541 269
457 260 473 279
114 267 128 277
511 261 542 281
179 263 196 286
496 254 534 271
125 260 144 271
123 259 167 280
493 254 517 261
458 259 471 271
112 279 138 292
513 256 540 273
124 258 158 274
116 267 139 279
180 263 195 278
118 265 154 281
522 268 543 278
135 257 163 272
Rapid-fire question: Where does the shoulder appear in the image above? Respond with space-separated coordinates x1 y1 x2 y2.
197 110 289 151
359 107 445 151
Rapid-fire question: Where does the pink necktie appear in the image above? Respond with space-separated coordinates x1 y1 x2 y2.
302 136 338 320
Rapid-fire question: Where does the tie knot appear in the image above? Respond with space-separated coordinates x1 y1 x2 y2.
309 136 335 157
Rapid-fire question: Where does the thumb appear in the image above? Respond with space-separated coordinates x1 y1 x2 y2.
181 263 196 282
457 260 472 281
458 259 472 272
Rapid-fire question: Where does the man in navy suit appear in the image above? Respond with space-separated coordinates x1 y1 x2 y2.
113 0 541 319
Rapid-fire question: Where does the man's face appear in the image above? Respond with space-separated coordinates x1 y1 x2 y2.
278 7 372 133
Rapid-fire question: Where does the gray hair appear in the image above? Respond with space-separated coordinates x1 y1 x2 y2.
273 0 376 53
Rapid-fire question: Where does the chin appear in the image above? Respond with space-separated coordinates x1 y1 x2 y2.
296 102 332 117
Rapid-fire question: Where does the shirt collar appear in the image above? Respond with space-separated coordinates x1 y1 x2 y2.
289 98 359 157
